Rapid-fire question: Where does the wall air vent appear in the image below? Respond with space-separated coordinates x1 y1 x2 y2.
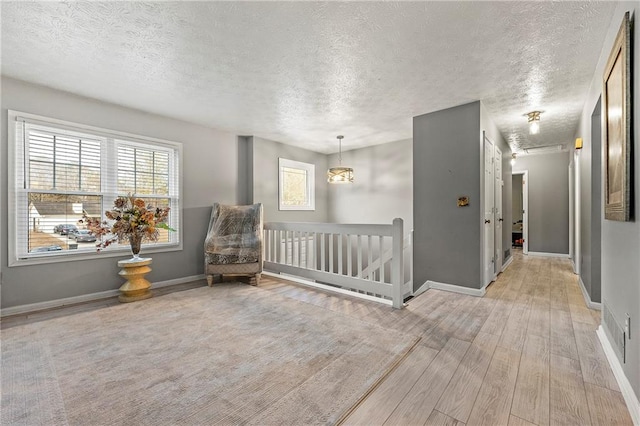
603 301 626 363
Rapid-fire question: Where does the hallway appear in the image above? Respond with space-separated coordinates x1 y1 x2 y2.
260 252 631 425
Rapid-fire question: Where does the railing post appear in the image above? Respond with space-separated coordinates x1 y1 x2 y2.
391 218 404 309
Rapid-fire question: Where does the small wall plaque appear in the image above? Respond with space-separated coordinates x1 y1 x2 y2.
457 196 469 207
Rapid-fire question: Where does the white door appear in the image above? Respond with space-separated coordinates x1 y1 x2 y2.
521 171 529 254
569 163 574 264
494 147 503 274
483 136 495 286
573 151 581 275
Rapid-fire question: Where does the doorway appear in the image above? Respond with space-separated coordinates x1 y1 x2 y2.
483 135 496 287
512 171 528 254
494 146 503 274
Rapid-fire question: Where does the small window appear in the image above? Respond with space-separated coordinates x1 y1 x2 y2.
278 158 315 211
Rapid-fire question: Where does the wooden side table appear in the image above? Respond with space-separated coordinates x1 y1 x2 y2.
117 257 153 302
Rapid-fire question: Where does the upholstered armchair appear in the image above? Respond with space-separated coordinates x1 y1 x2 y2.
204 203 263 286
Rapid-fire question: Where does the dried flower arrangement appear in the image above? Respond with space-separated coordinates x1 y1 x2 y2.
82 194 174 257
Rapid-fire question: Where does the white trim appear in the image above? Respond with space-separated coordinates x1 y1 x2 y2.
426 280 486 297
8 245 182 267
152 274 205 290
413 282 430 297
569 161 575 270
522 170 529 254
527 251 571 258
597 326 640 425
574 150 581 275
262 271 394 307
7 110 184 266
511 170 529 254
1 289 119 318
578 276 602 310
501 255 514 272
0 274 205 318
481 132 493 288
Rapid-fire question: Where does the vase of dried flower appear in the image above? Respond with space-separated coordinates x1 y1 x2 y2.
129 231 142 259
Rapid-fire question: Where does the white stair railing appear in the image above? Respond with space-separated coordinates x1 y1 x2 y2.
360 230 413 298
263 219 409 309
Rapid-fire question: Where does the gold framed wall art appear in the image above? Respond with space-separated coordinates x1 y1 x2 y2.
603 12 632 222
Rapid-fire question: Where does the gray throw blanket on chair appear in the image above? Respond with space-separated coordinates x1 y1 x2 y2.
205 204 261 265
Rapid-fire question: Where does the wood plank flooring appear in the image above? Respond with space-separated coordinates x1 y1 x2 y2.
262 251 631 425
344 252 632 425
2 252 632 425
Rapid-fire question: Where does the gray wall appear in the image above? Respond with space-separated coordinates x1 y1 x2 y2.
513 152 570 254
574 3 639 399
578 98 603 304
250 136 328 223
237 136 252 205
327 139 412 230
0 78 415 309
1 77 241 308
413 101 482 290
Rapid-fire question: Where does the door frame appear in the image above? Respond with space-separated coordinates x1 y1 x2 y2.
512 170 529 254
569 161 574 269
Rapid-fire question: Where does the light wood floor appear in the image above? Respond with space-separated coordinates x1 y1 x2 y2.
2 253 632 425
257 252 632 426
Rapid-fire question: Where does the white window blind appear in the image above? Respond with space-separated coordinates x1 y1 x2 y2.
8 111 182 265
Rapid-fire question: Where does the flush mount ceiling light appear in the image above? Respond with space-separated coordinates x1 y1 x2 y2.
526 111 542 135
327 135 354 184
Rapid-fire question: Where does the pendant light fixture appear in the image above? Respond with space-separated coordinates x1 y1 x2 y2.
526 111 542 135
327 135 354 184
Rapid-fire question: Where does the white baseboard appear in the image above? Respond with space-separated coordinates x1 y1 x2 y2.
578 276 602 310
0 274 205 318
152 274 205 290
597 326 640 425
1 289 120 318
426 280 486 297
262 271 393 306
501 256 514 272
413 282 430 297
527 251 571 258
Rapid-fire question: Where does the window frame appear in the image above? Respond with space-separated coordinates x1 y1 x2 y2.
8 110 183 267
278 158 315 211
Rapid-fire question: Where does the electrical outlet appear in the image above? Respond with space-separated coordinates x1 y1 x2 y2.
625 314 631 340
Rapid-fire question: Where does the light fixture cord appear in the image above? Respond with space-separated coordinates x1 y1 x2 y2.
338 138 342 165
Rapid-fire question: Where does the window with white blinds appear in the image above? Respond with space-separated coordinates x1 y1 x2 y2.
8 111 182 265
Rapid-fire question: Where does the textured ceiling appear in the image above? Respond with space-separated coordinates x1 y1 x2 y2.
1 1 617 154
